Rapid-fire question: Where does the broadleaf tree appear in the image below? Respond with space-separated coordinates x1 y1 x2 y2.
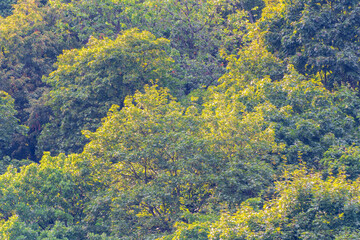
261 0 360 89
39 28 175 156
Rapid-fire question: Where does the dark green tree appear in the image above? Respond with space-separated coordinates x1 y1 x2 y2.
139 0 264 94
261 0 360 89
0 0 79 161
53 0 266 95
0 0 17 17
321 145 360 180
0 91 27 172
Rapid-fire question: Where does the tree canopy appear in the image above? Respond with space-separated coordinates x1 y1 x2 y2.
0 91 27 172
38 28 174 156
261 0 360 89
1 0 360 238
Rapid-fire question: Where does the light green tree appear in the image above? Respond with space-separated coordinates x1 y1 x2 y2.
209 168 360 240
82 83 278 237
38 28 174 156
0 150 109 239
165 168 360 240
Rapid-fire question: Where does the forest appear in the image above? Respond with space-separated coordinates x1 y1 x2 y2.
0 0 360 239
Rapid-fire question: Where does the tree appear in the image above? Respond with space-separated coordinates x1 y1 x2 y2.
261 0 360 89
215 25 360 168
0 151 109 239
0 0 79 161
51 0 134 43
53 0 266 95
166 168 360 239
82 85 216 236
38 28 174 156
209 168 360 240
82 84 278 237
0 91 27 173
0 92 22 157
0 0 17 17
322 145 360 180
140 0 256 93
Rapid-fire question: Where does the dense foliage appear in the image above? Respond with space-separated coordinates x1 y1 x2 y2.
38 28 174 156
1 0 360 239
262 0 360 89
0 0 17 17
168 168 360 239
0 91 27 172
0 0 79 160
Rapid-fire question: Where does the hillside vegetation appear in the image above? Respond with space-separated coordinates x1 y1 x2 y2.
1 0 360 239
